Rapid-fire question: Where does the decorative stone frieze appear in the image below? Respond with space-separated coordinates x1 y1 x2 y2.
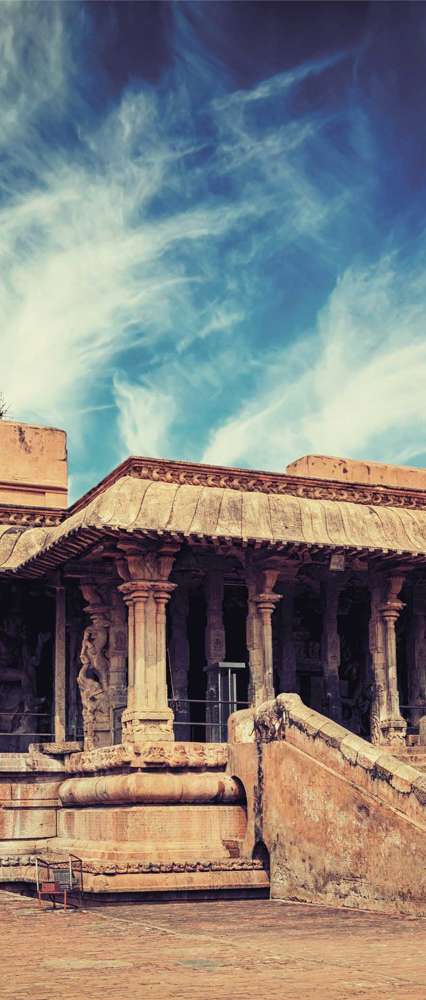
68 455 426 515
65 741 228 774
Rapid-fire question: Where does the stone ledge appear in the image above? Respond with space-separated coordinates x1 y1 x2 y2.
253 694 426 805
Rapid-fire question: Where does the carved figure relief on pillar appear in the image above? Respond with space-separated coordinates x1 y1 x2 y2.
77 582 112 750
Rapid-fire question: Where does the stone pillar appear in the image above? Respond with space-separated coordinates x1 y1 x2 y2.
408 580 426 728
321 575 343 724
169 582 191 740
204 565 226 742
369 572 407 747
117 545 178 743
246 559 282 706
77 582 111 750
277 570 298 694
53 580 66 743
108 590 128 743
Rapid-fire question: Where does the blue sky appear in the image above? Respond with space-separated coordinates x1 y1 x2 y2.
2 1 426 500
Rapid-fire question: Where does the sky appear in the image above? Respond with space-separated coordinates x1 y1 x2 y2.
2 0 426 500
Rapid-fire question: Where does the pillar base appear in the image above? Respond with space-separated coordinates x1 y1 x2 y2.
373 715 407 749
122 708 175 744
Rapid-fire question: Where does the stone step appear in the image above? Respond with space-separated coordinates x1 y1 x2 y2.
395 749 426 771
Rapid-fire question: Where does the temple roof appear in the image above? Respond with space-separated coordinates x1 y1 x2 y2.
2 471 426 577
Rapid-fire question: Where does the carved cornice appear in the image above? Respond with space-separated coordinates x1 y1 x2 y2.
68 455 426 515
0 503 63 526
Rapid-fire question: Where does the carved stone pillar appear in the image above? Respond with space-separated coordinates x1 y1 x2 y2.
204 565 226 742
369 572 407 747
408 580 426 728
117 544 178 743
169 582 191 741
246 558 282 706
321 575 343 724
77 582 111 751
277 569 298 694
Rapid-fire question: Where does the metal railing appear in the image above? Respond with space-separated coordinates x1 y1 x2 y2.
169 697 249 743
0 711 53 753
111 698 250 744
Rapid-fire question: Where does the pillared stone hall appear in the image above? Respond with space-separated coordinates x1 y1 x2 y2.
0 419 425 912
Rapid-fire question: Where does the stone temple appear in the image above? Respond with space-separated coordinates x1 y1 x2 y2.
0 419 425 912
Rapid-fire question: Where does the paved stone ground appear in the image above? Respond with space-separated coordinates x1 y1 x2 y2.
0 890 425 1000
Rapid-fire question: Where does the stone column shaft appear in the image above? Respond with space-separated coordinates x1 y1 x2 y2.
108 590 128 743
246 562 282 706
169 584 190 740
408 581 426 727
205 567 226 742
54 583 66 743
277 576 297 694
321 576 343 724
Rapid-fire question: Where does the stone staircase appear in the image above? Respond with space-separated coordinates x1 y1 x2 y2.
395 738 426 772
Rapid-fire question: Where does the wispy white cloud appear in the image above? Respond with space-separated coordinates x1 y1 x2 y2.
113 374 176 457
3 0 419 496
203 254 426 470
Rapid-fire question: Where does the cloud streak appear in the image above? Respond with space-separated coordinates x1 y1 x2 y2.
1 2 425 495
204 252 426 470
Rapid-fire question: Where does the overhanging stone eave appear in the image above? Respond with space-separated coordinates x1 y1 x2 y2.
7 522 426 579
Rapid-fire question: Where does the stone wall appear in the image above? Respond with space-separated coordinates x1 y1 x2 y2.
0 420 67 509
229 695 426 915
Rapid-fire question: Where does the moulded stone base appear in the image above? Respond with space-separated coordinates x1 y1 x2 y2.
56 803 247 861
79 867 269 894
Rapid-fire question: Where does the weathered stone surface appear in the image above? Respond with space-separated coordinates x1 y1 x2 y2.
231 697 426 914
287 453 426 490
0 420 67 510
7 471 426 574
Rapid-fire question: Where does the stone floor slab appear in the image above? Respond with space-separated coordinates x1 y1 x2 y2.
0 891 425 999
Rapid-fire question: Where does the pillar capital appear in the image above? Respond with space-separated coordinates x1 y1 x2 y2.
380 598 405 623
116 541 180 584
255 592 283 616
118 581 152 606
